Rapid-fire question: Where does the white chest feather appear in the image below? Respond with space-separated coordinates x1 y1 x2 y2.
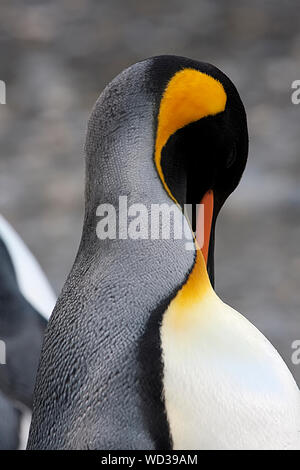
160 296 300 450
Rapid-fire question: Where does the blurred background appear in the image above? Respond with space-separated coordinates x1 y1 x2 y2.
0 0 299 384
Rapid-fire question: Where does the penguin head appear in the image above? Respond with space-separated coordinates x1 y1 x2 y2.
149 56 249 283
153 58 248 209
85 55 248 284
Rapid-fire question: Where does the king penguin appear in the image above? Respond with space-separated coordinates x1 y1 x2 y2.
0 215 56 448
28 56 300 450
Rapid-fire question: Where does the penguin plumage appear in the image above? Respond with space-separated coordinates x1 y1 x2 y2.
0 215 55 448
28 56 300 450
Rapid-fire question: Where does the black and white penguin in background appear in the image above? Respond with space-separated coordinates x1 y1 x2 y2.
0 214 56 449
28 56 300 450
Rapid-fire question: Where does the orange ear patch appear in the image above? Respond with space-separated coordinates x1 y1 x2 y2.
155 68 227 201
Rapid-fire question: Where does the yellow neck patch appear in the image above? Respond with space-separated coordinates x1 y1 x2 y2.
154 68 227 201
154 68 226 310
176 248 212 307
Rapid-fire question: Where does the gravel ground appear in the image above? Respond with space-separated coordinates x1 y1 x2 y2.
0 0 300 384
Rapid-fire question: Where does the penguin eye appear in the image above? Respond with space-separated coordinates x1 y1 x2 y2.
226 144 237 168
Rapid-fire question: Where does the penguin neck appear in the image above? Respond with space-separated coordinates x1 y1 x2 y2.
83 121 213 301
83 134 173 247
83 155 213 309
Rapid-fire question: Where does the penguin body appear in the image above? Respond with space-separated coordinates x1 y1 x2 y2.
28 60 194 448
28 56 300 450
0 215 55 448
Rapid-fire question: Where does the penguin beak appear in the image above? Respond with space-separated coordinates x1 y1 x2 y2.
196 190 214 266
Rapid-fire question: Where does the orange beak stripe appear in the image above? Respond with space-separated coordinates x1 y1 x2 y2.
197 190 214 265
